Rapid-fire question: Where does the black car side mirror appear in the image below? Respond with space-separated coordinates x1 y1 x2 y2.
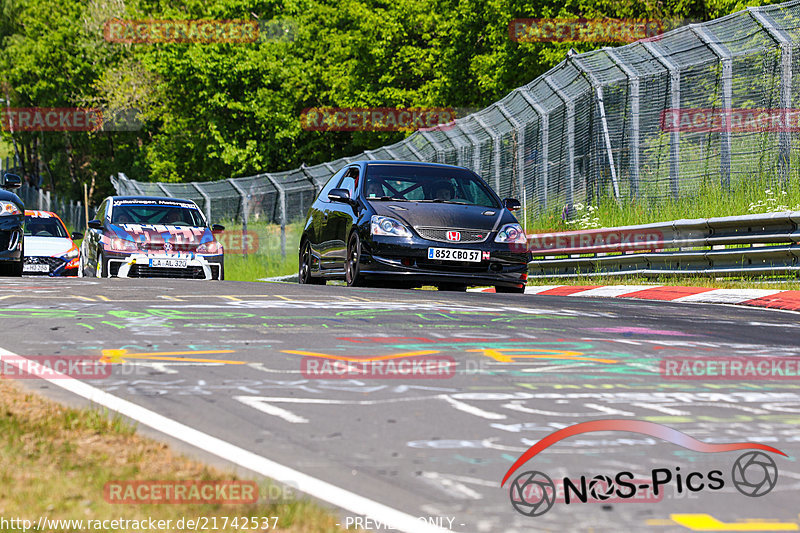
1 174 21 190
87 219 103 230
212 224 225 231
328 188 353 204
503 198 521 211
70 232 84 240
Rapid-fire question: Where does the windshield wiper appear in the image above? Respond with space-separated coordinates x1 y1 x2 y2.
368 196 409 202
417 199 469 204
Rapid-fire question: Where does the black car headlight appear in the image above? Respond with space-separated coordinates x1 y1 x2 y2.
371 215 411 237
0 201 21 216
494 223 527 244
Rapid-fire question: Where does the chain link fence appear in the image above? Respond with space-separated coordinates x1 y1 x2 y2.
113 0 800 232
17 184 96 231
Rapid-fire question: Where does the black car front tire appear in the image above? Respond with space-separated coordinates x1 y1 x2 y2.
299 240 325 285
345 232 365 287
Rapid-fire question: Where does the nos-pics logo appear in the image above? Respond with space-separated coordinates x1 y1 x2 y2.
500 420 785 517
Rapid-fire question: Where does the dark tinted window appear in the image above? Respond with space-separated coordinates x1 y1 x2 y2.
24 215 69 237
338 167 359 196
319 167 347 202
364 164 500 208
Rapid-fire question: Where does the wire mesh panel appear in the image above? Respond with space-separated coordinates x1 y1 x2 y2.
110 0 800 222
194 180 242 222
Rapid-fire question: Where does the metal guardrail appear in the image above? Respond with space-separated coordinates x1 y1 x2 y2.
527 211 800 278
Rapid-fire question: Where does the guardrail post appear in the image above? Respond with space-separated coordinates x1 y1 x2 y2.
544 76 575 207
191 183 212 224
264 173 286 258
571 56 620 199
605 47 641 197
643 40 681 198
749 7 792 186
692 25 733 190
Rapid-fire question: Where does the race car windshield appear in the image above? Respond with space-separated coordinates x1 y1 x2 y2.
363 164 501 208
111 205 206 227
24 216 69 238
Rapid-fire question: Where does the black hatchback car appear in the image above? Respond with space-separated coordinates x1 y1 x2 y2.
0 173 24 276
299 161 530 292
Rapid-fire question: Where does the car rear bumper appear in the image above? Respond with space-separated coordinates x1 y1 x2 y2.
104 252 224 280
359 238 530 287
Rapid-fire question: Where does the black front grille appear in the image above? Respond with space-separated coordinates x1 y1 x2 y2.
25 256 64 268
415 258 489 273
414 227 489 243
128 265 206 279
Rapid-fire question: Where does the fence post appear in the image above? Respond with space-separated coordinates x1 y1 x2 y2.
157 183 173 197
691 24 733 190
749 7 792 186
518 90 549 211
264 173 286 258
38 188 43 210
453 122 483 174
472 112 503 194
191 183 212 223
419 131 446 164
571 55 621 199
643 40 681 199
544 75 576 207
228 178 250 256
403 134 426 161
496 102 526 205
605 47 641 197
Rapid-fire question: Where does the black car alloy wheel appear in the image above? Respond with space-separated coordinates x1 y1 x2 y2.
345 232 364 287
299 240 324 285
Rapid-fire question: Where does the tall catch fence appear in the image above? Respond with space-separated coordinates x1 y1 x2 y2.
113 0 800 229
17 184 96 231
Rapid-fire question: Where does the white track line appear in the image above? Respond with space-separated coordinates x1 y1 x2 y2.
0 348 454 533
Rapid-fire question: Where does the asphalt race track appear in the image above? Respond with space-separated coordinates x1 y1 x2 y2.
2 277 800 533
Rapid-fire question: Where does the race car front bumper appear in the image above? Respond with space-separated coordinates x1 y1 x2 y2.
107 253 224 280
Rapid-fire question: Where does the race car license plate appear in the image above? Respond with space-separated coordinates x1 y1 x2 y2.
23 263 49 272
149 258 188 268
427 247 481 262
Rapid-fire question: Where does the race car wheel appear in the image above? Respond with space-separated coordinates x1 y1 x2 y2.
345 232 364 287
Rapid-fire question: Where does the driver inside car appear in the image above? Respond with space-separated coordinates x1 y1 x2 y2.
431 181 455 201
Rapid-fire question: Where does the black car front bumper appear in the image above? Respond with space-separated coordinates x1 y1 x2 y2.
359 235 530 288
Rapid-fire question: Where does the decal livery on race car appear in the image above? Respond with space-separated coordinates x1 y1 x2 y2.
80 196 224 279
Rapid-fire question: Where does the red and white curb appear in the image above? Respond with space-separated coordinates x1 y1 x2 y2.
470 285 800 311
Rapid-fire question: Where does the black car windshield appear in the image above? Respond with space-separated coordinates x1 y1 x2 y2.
111 204 206 227
363 164 501 208
24 216 69 237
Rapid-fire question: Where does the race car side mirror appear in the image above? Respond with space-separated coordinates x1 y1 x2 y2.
212 224 225 231
71 232 84 240
87 219 103 230
503 198 521 211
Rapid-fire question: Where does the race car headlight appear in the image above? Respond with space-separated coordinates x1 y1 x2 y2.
197 240 221 254
371 215 411 237
0 201 21 216
494 223 527 244
62 245 80 260
106 238 138 252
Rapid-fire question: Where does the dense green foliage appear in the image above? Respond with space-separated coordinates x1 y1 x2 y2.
0 0 779 203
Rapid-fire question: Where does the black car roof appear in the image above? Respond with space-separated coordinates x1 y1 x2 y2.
361 160 469 171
